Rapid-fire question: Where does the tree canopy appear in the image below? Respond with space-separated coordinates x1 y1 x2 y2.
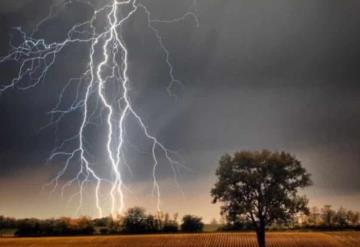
181 215 204 232
211 150 312 247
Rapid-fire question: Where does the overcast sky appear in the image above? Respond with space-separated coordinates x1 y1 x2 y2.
0 0 360 221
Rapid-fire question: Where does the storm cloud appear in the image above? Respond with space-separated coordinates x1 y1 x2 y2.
0 0 360 219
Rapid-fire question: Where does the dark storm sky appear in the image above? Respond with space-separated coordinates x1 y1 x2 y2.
0 0 360 219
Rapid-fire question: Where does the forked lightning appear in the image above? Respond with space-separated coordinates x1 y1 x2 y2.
0 0 198 218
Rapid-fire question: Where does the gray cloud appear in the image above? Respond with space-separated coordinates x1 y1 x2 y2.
0 0 360 217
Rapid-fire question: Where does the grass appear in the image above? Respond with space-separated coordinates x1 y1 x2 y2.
0 232 359 247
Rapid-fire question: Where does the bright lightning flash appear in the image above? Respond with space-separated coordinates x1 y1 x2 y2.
0 0 198 218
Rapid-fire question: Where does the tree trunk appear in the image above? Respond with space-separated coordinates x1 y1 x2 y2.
256 224 266 247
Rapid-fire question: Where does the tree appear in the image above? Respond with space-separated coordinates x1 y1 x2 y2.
122 207 149 233
347 210 360 226
211 150 312 247
161 213 179 233
307 206 321 226
334 207 348 228
76 216 95 235
181 215 204 232
321 205 336 227
162 221 178 233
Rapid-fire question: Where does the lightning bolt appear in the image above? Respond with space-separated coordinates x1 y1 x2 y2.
0 0 198 217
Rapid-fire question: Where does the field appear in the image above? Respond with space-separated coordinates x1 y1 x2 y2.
0 232 360 247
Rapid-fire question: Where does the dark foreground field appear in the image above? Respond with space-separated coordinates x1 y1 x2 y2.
0 232 359 247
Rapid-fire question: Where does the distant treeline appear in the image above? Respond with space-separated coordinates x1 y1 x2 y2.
0 216 95 237
2 205 359 237
220 205 360 231
0 207 204 237
297 205 360 230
